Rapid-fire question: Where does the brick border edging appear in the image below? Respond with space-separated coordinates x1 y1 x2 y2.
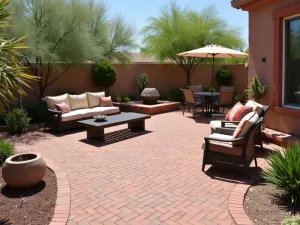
46 159 71 225
228 183 254 225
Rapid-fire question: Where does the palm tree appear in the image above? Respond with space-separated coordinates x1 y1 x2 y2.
0 0 34 114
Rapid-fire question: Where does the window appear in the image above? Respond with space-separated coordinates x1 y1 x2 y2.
284 17 300 107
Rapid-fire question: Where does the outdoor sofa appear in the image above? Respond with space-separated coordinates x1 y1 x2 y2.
42 92 120 132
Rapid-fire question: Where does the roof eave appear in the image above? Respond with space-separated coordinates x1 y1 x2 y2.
231 0 256 9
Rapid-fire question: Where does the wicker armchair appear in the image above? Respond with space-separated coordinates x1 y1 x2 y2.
202 118 263 178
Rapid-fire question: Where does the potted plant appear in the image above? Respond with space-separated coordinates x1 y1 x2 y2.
245 75 267 102
2 152 46 188
136 73 149 95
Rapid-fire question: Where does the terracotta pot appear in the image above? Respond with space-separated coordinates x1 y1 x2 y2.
2 153 46 188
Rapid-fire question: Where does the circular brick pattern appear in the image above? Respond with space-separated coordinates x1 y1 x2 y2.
46 158 71 225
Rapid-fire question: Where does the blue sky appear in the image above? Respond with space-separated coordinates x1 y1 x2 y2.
103 0 248 50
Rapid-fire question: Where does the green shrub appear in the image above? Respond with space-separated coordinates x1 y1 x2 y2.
245 75 267 102
5 108 31 134
233 94 247 105
217 68 233 85
202 87 217 92
121 97 132 102
22 101 47 123
0 139 15 165
282 216 300 225
167 89 184 103
92 62 117 89
262 143 300 204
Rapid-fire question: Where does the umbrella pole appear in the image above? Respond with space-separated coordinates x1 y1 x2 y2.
211 54 215 93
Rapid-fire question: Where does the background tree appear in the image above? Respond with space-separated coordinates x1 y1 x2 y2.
92 62 117 93
11 0 136 98
0 0 35 114
141 2 245 85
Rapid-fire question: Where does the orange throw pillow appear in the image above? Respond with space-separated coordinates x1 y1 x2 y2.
225 102 253 121
55 102 70 114
100 96 113 107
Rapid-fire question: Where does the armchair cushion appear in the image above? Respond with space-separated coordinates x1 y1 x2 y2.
245 100 264 116
210 120 237 130
45 93 70 110
205 134 243 156
87 92 105 108
225 102 252 121
69 93 89 110
233 112 259 139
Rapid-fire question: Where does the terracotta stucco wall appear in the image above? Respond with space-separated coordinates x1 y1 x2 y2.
248 0 300 136
23 63 248 101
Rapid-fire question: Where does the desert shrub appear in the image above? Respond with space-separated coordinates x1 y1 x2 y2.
217 68 233 85
282 216 300 225
233 94 247 105
5 108 31 134
92 62 117 89
121 97 132 102
245 75 267 102
167 89 184 103
22 101 47 123
0 139 15 165
136 73 149 95
262 143 300 204
202 87 217 92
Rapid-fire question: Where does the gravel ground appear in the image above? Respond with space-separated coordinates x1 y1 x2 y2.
0 168 57 225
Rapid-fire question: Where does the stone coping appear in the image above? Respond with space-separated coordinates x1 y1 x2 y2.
46 158 71 225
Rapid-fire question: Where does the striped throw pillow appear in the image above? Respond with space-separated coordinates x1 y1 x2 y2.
225 102 253 121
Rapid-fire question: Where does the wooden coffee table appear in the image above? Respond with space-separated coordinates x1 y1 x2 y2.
78 112 151 141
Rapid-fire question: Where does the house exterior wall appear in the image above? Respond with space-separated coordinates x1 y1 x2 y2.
239 0 300 136
23 63 247 101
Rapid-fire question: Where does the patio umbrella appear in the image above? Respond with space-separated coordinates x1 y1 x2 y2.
178 44 248 89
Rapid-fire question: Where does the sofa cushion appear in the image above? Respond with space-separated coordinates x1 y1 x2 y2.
69 93 89 110
100 96 113 107
55 102 70 114
61 110 84 122
45 94 70 110
225 102 252 121
245 100 264 116
87 92 105 108
91 106 119 116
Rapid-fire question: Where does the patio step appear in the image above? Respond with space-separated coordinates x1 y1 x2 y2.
262 128 300 146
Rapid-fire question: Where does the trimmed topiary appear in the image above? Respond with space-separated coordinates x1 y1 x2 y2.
262 143 300 204
92 62 117 89
217 68 233 85
0 139 15 165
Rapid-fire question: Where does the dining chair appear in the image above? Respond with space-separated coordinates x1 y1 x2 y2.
188 85 202 93
215 86 235 113
181 89 205 117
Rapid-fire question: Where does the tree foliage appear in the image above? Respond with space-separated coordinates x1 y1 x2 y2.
0 0 35 114
141 2 245 85
11 0 136 97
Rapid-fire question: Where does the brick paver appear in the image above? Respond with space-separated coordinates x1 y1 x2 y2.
15 111 266 225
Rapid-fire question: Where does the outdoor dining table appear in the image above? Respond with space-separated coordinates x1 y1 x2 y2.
194 92 221 116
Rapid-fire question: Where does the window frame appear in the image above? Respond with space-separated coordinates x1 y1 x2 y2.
282 14 300 109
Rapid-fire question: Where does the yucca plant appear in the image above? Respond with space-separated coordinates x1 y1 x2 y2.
282 216 300 225
0 0 35 114
262 143 300 204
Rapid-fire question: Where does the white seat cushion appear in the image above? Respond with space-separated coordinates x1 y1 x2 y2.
87 92 105 108
45 94 70 110
61 110 85 122
210 120 237 130
91 106 120 116
69 93 89 110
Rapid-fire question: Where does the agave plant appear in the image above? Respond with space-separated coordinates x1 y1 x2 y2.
0 0 35 114
262 143 300 204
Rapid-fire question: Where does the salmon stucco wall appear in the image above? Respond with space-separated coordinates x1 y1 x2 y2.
247 0 300 136
23 63 248 101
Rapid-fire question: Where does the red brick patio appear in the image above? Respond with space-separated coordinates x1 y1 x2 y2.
15 111 272 225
